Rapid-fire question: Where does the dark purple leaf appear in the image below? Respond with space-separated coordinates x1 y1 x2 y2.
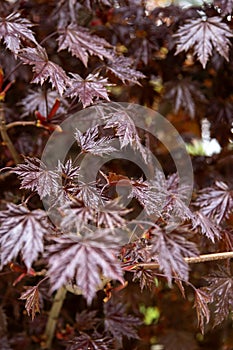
46 230 124 304
67 332 113 350
193 288 212 334
19 46 68 95
66 73 110 108
191 211 220 243
104 299 141 345
150 225 198 284
75 310 99 331
20 88 67 118
174 16 233 68
57 24 113 67
97 198 130 229
194 181 233 224
20 286 40 320
0 12 37 55
12 157 58 199
60 199 95 232
104 111 148 162
133 268 158 291
130 179 164 216
56 159 80 183
75 126 116 156
106 55 145 84
0 204 49 270
205 266 233 327
163 79 206 118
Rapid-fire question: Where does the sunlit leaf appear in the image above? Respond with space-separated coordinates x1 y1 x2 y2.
57 24 113 67
19 46 68 95
0 204 49 270
46 230 124 304
66 72 110 108
174 16 233 68
0 12 37 55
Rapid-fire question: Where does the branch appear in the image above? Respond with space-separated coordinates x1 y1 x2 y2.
6 121 36 130
130 251 233 270
44 286 67 349
0 102 21 164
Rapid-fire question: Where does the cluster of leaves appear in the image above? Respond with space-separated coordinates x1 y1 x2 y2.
0 0 233 349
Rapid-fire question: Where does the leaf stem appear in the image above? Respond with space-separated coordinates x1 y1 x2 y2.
44 286 67 349
0 102 21 164
130 251 233 270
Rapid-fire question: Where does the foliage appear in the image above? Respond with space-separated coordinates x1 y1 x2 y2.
0 1 233 349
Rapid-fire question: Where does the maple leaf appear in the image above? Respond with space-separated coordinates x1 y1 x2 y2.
19 46 68 95
193 288 212 334
104 299 141 345
75 125 116 156
106 55 145 84
75 310 99 331
96 198 130 229
20 88 67 118
130 179 164 216
163 79 206 118
205 266 233 327
56 159 80 184
104 110 148 162
46 230 124 304
150 225 198 284
0 12 37 55
60 200 95 233
20 286 40 320
0 204 49 270
12 157 58 199
194 181 233 224
163 175 195 222
57 24 113 67
66 73 110 108
76 181 102 209
133 268 159 291
214 0 233 15
191 211 220 243
174 16 233 68
67 332 113 350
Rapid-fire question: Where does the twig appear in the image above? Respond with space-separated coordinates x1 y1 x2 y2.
130 251 233 270
44 286 67 349
6 121 38 130
0 102 21 164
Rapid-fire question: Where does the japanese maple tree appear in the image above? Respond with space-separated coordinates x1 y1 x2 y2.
0 1 233 350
